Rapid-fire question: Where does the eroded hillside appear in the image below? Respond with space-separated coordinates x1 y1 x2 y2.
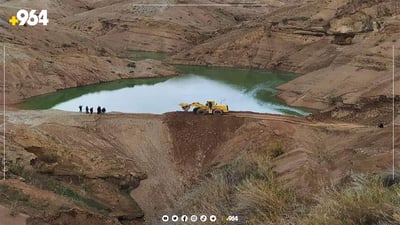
1 110 399 224
0 0 399 224
1 0 398 110
169 0 400 109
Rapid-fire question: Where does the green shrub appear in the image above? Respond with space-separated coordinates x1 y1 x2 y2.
54 186 109 212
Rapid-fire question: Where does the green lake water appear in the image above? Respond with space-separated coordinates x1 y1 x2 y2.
21 52 307 116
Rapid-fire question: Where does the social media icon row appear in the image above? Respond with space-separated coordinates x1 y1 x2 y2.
162 215 217 222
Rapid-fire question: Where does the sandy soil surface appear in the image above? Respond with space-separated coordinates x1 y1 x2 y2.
0 205 28 225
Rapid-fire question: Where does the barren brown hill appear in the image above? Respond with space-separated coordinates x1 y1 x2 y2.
169 0 400 109
0 0 400 224
1 0 398 110
0 0 280 105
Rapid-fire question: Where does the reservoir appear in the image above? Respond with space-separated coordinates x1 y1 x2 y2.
21 65 307 116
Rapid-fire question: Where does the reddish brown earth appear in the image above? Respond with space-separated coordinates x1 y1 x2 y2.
2 0 398 109
1 110 399 224
0 205 28 225
0 0 399 224
169 0 400 109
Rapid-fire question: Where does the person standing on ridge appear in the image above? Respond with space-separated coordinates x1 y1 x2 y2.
90 107 93 114
97 106 101 114
85 106 89 114
102 107 106 113
79 105 83 112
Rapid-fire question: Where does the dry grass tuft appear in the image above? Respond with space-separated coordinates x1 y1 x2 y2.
178 154 299 224
304 175 400 225
177 152 400 225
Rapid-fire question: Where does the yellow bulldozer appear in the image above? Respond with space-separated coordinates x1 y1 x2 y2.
179 100 229 115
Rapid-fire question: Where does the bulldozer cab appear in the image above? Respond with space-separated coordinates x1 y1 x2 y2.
206 100 215 107
206 100 215 112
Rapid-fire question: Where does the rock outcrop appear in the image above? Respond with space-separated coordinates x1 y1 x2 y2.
328 12 374 34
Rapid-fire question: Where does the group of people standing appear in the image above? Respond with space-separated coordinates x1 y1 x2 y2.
79 105 106 114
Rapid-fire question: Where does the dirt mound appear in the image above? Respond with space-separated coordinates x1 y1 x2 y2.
164 112 245 175
311 95 400 125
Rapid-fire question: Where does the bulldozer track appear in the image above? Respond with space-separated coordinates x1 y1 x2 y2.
227 111 369 129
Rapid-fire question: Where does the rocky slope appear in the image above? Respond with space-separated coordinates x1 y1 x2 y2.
169 0 400 109
1 0 280 104
2 0 398 110
0 0 191 104
0 0 399 224
1 110 399 224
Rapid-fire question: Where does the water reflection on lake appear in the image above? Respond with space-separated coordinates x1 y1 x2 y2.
22 65 307 116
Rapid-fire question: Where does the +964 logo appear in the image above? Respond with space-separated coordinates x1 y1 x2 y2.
9 9 49 26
